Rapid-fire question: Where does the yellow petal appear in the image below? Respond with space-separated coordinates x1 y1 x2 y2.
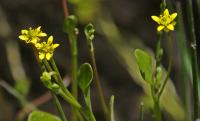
35 43 42 48
170 13 177 21
31 38 39 44
19 35 28 41
39 53 45 60
53 44 59 49
47 36 53 44
157 26 165 31
167 24 174 30
164 9 169 16
151 16 160 23
36 26 41 31
21 29 28 34
46 53 52 60
38 32 47 37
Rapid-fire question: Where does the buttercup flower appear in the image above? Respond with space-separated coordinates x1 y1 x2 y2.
151 8 177 32
19 26 47 44
35 36 59 60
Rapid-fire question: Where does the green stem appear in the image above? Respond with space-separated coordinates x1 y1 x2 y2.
43 59 81 108
186 0 199 119
84 88 96 121
157 33 173 99
51 92 68 121
68 30 78 121
89 43 109 121
139 102 144 121
151 85 162 121
154 99 162 121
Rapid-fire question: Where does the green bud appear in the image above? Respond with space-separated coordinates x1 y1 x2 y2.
40 71 51 82
84 23 95 44
51 83 60 94
156 66 162 82
63 15 78 33
40 71 57 89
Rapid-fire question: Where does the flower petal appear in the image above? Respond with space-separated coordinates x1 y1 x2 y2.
21 29 28 34
36 26 41 31
19 35 28 41
39 52 45 60
164 9 169 16
53 44 59 49
38 32 47 37
170 13 177 21
167 24 174 30
46 53 52 60
47 36 53 44
151 16 160 23
157 25 165 31
31 38 39 44
35 43 42 49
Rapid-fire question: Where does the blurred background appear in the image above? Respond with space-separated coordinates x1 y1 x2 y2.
0 0 197 121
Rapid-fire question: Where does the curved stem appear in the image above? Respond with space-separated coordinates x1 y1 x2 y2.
43 59 81 108
51 92 68 121
89 43 109 121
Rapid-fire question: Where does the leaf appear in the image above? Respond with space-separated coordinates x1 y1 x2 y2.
134 49 153 83
78 63 93 92
28 110 61 121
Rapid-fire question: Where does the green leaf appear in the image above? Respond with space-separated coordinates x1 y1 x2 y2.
134 49 153 83
78 63 93 92
63 15 78 33
28 110 61 121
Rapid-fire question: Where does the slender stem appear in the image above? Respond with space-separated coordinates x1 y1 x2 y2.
157 57 172 99
153 99 162 121
158 34 173 99
51 92 68 121
139 102 144 121
69 33 78 99
89 43 109 121
186 0 199 119
68 29 79 121
61 0 68 18
84 89 96 121
43 59 81 108
151 85 162 121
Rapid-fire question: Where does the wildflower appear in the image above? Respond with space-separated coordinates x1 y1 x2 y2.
151 8 177 32
35 36 59 60
19 26 47 44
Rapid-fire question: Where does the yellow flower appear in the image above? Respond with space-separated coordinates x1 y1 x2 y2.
19 26 47 44
35 36 59 60
151 9 177 32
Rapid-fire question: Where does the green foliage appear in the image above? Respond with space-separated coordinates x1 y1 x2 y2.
78 63 93 92
28 110 61 121
134 49 153 83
